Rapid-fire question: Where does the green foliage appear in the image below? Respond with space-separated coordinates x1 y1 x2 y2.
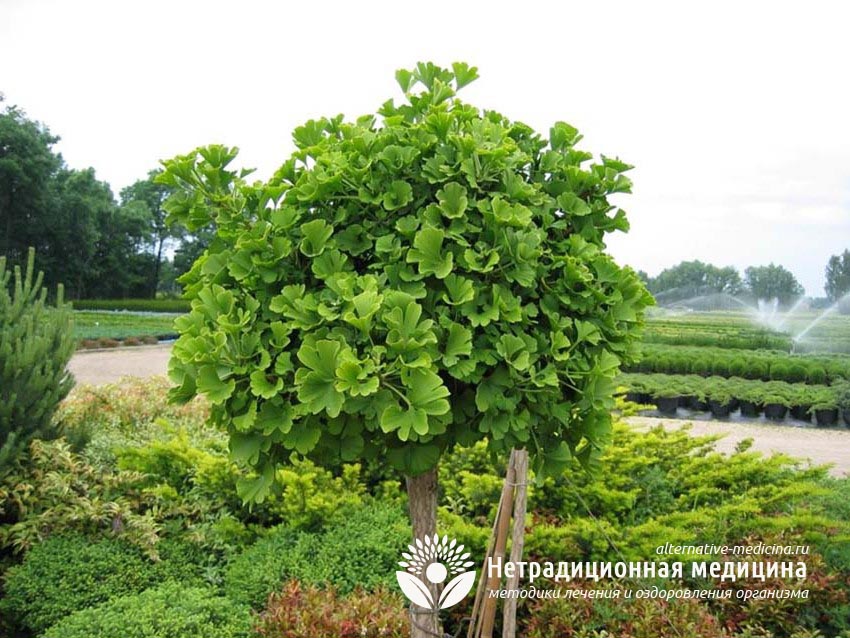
71 298 191 312
825 249 850 302
1 534 158 633
41 582 251 638
0 248 75 467
223 526 312 608
647 260 742 300
618 372 843 418
159 62 652 494
744 264 805 306
253 581 409 638
629 343 850 384
0 437 163 557
72 309 178 341
224 503 409 608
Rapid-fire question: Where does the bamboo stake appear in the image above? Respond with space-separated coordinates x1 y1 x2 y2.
478 451 516 638
467 450 516 638
502 449 528 638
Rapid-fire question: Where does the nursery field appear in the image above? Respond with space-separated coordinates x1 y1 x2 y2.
72 310 178 343
621 311 850 428
1 378 849 638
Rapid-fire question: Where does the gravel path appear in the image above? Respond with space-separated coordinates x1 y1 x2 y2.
626 416 850 477
68 346 850 477
68 344 173 386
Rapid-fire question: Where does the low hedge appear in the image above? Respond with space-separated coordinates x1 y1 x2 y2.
224 503 409 608
71 298 190 313
0 534 208 634
629 344 850 385
42 583 251 638
619 373 850 418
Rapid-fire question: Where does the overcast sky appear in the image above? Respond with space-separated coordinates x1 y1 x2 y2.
2 0 848 295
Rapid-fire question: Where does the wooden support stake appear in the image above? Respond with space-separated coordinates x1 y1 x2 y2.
502 449 528 638
478 450 516 638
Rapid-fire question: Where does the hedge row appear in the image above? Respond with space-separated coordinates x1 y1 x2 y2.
628 344 850 385
643 319 792 352
619 373 850 425
71 299 190 313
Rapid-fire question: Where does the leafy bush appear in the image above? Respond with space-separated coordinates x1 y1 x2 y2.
56 376 211 465
161 62 652 496
0 439 161 555
41 582 251 638
1 534 158 633
223 526 317 608
225 503 409 608
253 580 409 638
0 248 75 467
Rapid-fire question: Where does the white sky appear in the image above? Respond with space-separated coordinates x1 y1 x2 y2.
2 0 848 295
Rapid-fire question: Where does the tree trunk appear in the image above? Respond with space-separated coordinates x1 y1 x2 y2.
152 235 164 298
406 468 442 638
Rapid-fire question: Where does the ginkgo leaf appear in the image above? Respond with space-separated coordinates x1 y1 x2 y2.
383 180 413 211
443 322 472 366
436 182 468 219
295 340 346 417
299 219 333 257
407 227 453 279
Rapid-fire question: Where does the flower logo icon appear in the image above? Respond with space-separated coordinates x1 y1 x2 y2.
396 534 476 610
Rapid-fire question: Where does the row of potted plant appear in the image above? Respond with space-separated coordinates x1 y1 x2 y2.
626 344 850 385
619 373 850 427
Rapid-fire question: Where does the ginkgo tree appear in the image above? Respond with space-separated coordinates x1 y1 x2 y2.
159 61 652 621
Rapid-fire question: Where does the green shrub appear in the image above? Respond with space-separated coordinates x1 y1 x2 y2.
0 248 75 467
0 439 162 556
746 359 769 380
1 534 158 633
727 357 747 378
224 503 409 608
253 581 409 638
806 366 827 385
786 362 808 384
769 362 791 381
307 503 409 594
223 527 318 608
42 583 251 638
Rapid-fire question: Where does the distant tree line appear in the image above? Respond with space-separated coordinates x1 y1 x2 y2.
3 98 849 305
640 256 850 307
0 99 212 299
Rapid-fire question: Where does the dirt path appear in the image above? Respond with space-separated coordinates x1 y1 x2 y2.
68 344 173 386
626 416 850 477
68 346 850 477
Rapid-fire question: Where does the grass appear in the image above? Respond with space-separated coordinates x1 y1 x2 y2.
73 311 179 341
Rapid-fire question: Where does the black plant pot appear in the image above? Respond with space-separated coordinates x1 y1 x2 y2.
638 393 651 405
739 400 760 418
815 408 839 427
625 392 642 404
709 400 731 419
790 405 812 422
678 395 693 408
844 409 850 427
687 396 706 411
655 397 679 416
729 398 740 412
764 403 788 421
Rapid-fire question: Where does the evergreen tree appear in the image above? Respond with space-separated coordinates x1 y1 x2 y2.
0 248 75 470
